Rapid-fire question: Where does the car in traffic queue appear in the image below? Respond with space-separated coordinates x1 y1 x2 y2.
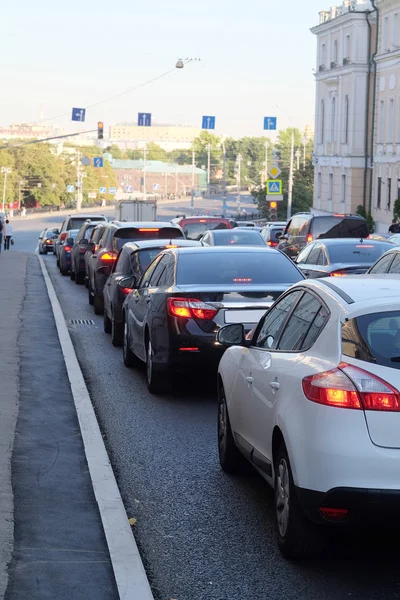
295 238 394 278
84 222 108 288
278 212 369 259
87 221 185 315
70 220 103 285
103 239 202 346
198 229 266 246
216 275 400 558
369 233 393 242
54 213 108 263
121 246 305 394
367 246 400 274
58 230 79 275
172 215 232 240
261 222 287 248
38 228 59 254
387 233 400 246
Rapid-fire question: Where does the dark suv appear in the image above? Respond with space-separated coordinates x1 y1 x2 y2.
278 213 369 259
87 221 184 314
55 213 107 261
70 220 103 284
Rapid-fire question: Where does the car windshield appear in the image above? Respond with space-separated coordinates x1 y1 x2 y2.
328 243 393 263
183 221 229 240
176 251 303 285
45 230 57 238
211 231 265 246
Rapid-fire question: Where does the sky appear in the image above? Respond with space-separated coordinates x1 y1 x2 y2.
0 0 325 138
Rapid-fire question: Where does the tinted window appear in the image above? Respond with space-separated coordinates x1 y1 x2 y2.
211 230 265 246
149 256 168 287
140 255 163 288
137 248 163 273
115 248 131 273
296 244 314 264
368 253 394 274
113 227 183 249
183 221 229 240
176 252 304 285
92 226 105 243
269 226 285 241
342 311 400 370
389 254 400 274
255 292 301 349
328 243 393 264
307 245 322 264
278 293 328 351
287 216 310 237
69 218 95 230
312 216 368 240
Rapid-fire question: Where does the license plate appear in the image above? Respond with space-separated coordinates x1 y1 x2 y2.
224 309 267 324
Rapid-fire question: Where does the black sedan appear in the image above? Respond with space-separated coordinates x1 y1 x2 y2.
103 239 201 346
59 230 79 275
295 238 394 278
38 228 59 254
198 229 266 246
122 246 304 394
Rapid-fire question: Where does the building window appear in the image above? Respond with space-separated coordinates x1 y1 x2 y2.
317 172 322 198
382 16 389 52
388 98 395 143
319 100 325 143
344 35 350 59
333 39 338 64
341 174 346 203
378 100 385 143
328 173 333 200
343 95 349 144
377 176 382 208
330 97 336 142
387 177 392 209
394 14 399 48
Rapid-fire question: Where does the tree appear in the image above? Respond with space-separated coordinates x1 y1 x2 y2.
104 144 123 159
146 143 168 161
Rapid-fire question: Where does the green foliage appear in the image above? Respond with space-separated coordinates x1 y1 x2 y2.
393 198 400 220
356 205 375 233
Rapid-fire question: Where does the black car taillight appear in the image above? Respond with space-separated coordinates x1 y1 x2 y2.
167 298 218 320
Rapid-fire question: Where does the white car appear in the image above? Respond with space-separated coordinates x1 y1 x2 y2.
217 275 400 558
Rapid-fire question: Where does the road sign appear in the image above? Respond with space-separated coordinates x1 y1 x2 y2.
72 108 86 122
81 156 91 166
67 185 75 193
138 112 151 127
109 187 116 194
267 180 282 195
94 157 104 168
99 186 107 193
268 164 281 179
264 117 277 131
88 192 97 199
202 116 216 130
153 183 160 191
125 185 133 193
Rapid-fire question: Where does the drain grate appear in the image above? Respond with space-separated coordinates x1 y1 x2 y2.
68 319 95 326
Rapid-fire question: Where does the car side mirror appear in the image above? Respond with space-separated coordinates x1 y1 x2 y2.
217 323 246 346
53 228 60 235
119 276 138 291
66 237 74 246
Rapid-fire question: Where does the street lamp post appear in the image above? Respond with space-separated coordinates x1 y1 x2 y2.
1 167 12 213
207 143 211 196
221 137 227 217
287 128 295 221
236 154 242 215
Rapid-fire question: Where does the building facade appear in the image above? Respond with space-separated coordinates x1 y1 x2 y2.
311 0 374 215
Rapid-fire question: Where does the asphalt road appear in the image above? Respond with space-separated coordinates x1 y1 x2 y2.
11 213 400 600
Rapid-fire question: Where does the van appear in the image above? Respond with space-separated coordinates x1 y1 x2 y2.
278 213 369 259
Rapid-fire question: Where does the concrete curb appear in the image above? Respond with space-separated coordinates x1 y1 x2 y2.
37 255 154 600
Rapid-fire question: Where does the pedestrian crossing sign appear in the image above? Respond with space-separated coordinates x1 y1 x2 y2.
267 180 282 195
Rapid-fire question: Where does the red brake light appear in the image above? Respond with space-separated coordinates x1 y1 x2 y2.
307 234 313 243
319 507 348 521
60 232 68 241
199 219 207 223
94 244 99 252
139 228 159 232
166 244 178 248
101 252 117 262
64 245 71 252
302 363 400 411
167 297 218 320
179 347 199 352
267 240 278 247
233 278 252 283
330 271 346 277
120 288 132 295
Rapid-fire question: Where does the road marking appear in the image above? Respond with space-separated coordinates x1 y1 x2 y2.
38 256 154 600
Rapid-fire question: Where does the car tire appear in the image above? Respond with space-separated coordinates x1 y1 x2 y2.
103 309 111 334
56 257 60 268
88 286 94 306
111 316 123 347
60 263 68 276
70 269 76 281
75 272 85 285
94 293 104 316
146 336 170 395
38 246 43 255
274 443 326 559
123 319 139 368
218 383 242 474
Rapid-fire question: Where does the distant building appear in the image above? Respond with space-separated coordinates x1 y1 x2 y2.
108 123 201 152
0 122 65 140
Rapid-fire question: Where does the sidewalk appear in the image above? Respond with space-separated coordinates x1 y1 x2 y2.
0 253 119 600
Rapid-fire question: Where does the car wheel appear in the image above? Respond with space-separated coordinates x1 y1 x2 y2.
38 246 43 255
274 443 326 559
146 337 170 394
111 316 123 347
218 383 242 474
60 263 68 276
103 309 111 334
84 277 88 289
56 257 60 268
123 319 139 368
75 271 84 285
88 286 94 306
70 269 76 281
93 293 104 316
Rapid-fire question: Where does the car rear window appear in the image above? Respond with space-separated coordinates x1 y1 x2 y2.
342 311 400 370
176 251 304 285
312 217 368 239
137 249 163 273
113 227 183 250
270 227 285 240
328 242 393 264
212 230 265 246
183 221 229 240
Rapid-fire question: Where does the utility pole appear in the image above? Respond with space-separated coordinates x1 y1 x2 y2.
143 143 147 200
287 128 295 222
222 137 227 217
76 150 83 211
303 133 307 171
207 143 211 196
1 167 11 213
295 149 301 171
264 141 268 183
175 164 178 196
236 153 242 215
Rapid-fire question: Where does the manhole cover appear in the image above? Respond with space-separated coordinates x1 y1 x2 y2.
68 319 95 326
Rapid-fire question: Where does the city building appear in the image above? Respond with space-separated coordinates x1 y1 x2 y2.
0 122 66 140
311 0 375 216
108 123 201 152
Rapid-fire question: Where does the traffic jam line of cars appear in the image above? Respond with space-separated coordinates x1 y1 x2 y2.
44 210 400 558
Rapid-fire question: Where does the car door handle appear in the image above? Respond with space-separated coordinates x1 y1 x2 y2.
270 381 280 390
245 376 253 384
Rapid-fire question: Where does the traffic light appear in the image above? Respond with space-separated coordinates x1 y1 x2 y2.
97 121 104 140
268 201 278 221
